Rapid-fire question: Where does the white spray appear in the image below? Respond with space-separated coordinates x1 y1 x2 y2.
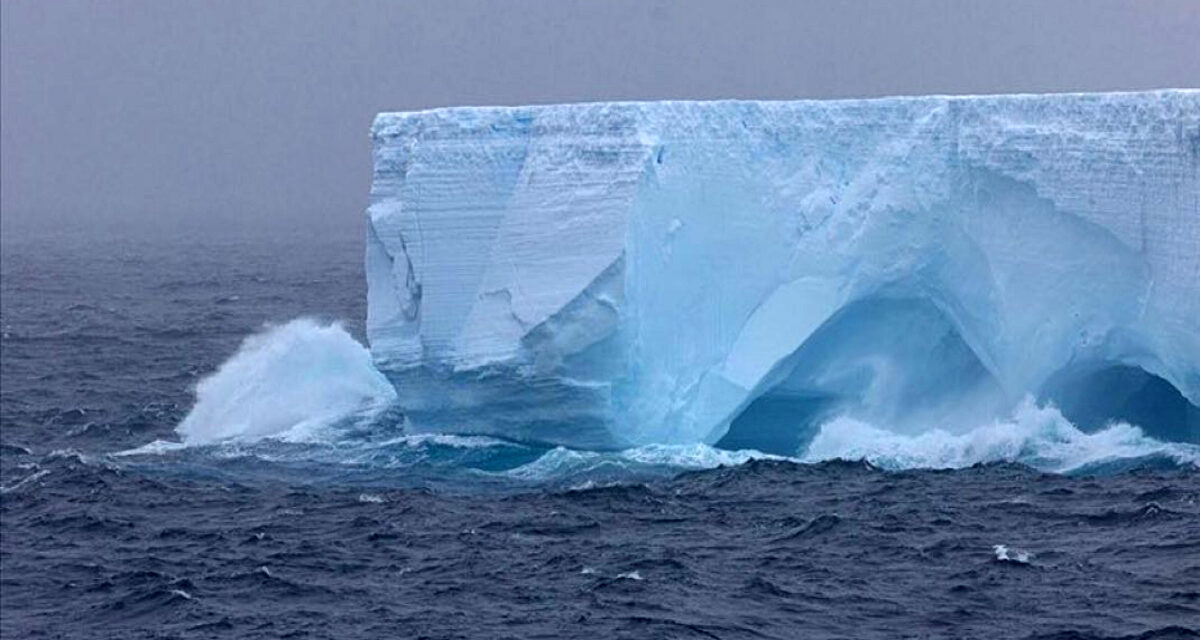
802 397 1199 473
176 318 396 445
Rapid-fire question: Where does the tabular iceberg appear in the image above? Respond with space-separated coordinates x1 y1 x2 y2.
366 91 1200 452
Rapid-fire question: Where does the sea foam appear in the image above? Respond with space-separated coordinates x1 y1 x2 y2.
802 398 1200 473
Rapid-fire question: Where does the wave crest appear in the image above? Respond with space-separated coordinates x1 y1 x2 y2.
176 318 396 445
802 398 1199 473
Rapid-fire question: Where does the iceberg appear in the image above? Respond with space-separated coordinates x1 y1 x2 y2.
365 91 1200 452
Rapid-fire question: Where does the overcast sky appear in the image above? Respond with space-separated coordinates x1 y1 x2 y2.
2 0 1198 238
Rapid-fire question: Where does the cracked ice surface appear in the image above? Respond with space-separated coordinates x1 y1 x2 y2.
366 91 1200 449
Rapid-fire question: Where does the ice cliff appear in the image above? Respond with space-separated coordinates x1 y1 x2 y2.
366 91 1200 451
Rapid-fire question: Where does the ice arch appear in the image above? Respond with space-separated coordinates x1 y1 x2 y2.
1041 362 1200 444
715 296 1005 456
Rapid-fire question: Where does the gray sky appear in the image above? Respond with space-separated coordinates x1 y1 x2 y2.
2 0 1198 238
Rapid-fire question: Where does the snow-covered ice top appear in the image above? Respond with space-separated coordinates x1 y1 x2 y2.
366 91 1199 450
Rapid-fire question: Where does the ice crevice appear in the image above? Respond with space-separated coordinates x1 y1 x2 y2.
365 92 1200 451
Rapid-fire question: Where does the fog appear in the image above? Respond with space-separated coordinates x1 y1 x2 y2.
2 0 1197 239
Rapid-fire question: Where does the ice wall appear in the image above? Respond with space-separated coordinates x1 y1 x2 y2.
366 91 1200 450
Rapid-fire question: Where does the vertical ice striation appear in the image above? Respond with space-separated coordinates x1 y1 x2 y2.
366 91 1200 450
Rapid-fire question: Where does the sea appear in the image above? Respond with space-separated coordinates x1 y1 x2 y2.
2 228 1198 639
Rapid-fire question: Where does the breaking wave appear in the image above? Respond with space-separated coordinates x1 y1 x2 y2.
174 318 396 445
117 318 1197 482
802 398 1200 473
505 444 785 482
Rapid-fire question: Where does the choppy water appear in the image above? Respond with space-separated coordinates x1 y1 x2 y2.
2 231 1198 639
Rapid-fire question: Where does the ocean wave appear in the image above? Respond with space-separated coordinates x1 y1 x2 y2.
174 317 396 445
506 443 784 482
802 398 1200 473
109 316 1197 482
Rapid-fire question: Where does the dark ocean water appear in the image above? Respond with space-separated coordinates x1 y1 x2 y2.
2 232 1198 639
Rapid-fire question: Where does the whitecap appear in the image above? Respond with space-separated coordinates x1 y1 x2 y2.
507 443 785 481
802 397 1199 473
0 469 50 494
993 544 1032 564
114 439 187 457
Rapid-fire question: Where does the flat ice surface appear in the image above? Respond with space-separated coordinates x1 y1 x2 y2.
366 91 1200 449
